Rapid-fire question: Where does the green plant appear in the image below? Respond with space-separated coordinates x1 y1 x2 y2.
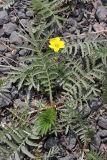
1 0 107 158
35 107 57 136
102 67 107 103
58 99 95 147
86 150 106 160
0 108 42 160
32 0 68 29
0 79 12 106
59 56 104 109
93 46 107 65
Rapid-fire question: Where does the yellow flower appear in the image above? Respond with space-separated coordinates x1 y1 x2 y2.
49 37 65 53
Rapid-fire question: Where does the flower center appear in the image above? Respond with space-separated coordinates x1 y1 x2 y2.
55 43 59 48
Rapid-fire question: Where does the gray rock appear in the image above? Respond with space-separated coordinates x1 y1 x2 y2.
18 12 26 19
19 49 27 56
97 130 107 138
44 136 59 150
61 132 76 150
5 52 14 59
80 104 91 118
10 16 18 23
102 137 107 143
0 10 8 25
26 10 34 17
0 44 7 53
0 28 4 37
91 134 101 150
96 6 107 22
89 99 102 111
3 22 17 35
0 67 10 72
11 87 18 99
0 92 12 108
20 19 28 28
10 31 23 45
98 116 107 129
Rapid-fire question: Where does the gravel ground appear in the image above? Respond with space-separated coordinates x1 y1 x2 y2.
0 0 107 159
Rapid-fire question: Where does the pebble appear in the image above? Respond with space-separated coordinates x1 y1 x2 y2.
20 19 28 28
0 44 7 53
0 92 12 108
11 87 18 99
61 132 76 150
102 137 107 143
96 6 107 22
26 10 34 17
18 11 26 19
44 136 59 150
80 104 91 118
10 16 18 23
10 31 23 45
19 49 27 56
91 134 101 150
3 22 17 35
89 99 102 111
98 116 107 129
0 10 9 25
0 28 4 37
97 130 107 138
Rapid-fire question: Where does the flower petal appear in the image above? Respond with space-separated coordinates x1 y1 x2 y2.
49 38 56 44
49 44 55 49
59 41 65 48
55 37 60 41
54 47 60 53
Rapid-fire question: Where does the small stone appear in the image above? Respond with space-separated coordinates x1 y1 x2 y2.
19 49 27 56
44 136 59 150
0 92 12 108
0 10 8 25
98 116 107 129
102 137 107 143
3 22 17 35
20 19 28 28
89 99 102 111
5 52 14 58
10 31 23 45
11 87 18 99
61 132 76 150
96 6 107 22
97 130 107 138
91 134 101 150
0 44 7 53
10 16 18 23
18 12 26 19
0 28 4 37
80 104 91 118
26 10 34 17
